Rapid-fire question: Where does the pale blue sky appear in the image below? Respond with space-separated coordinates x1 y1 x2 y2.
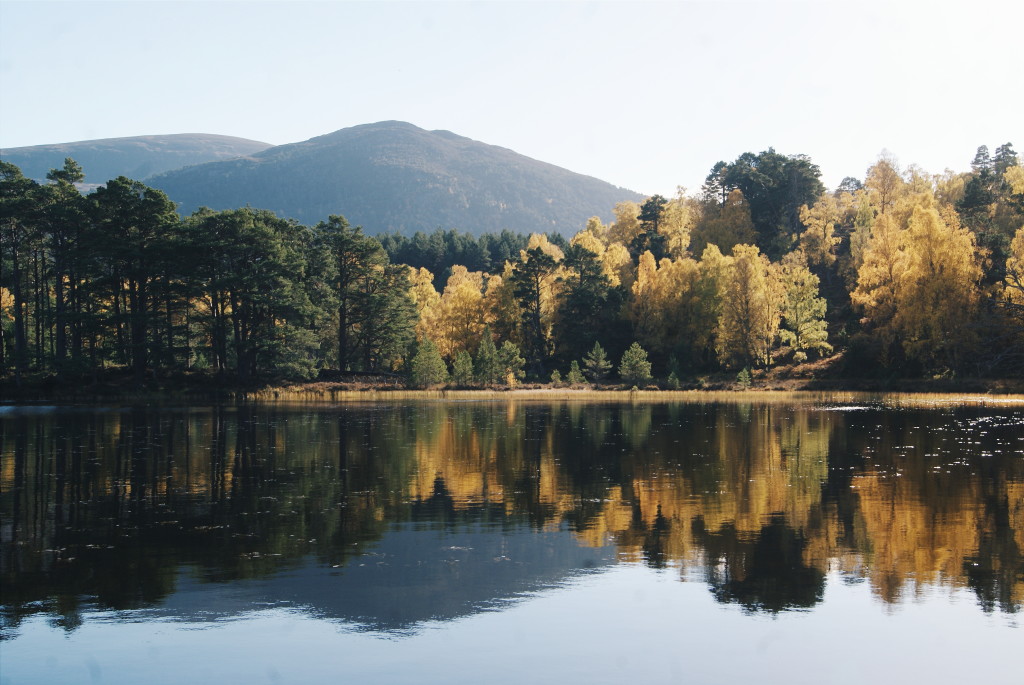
1 0 1020 196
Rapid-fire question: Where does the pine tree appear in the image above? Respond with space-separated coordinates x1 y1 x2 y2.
474 326 501 385
566 360 586 385
496 340 526 387
583 341 612 382
451 349 474 387
410 339 448 387
618 342 653 386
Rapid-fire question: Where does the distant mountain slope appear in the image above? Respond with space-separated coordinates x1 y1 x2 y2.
148 121 644 235
0 134 273 184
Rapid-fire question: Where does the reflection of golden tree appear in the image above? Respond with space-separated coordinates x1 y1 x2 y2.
5 400 1021 615
852 472 985 603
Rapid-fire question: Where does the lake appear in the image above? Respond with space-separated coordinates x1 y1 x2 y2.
1 395 1022 684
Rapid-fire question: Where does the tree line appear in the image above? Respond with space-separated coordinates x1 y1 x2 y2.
2 144 1023 388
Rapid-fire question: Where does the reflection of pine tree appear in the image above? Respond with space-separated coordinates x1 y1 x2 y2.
698 514 825 614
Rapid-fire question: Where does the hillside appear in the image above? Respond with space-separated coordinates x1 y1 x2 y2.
0 133 273 185
147 121 644 235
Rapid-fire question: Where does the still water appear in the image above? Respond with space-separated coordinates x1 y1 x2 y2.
1 396 1022 684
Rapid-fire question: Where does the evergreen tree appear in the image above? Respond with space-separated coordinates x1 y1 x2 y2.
474 326 501 385
410 338 448 387
41 158 88 375
555 242 624 365
583 341 612 382
713 149 825 258
187 207 318 380
314 215 384 371
509 246 558 376
566 360 586 385
89 176 181 381
0 161 42 383
496 340 526 386
629 194 669 261
354 261 417 372
619 342 653 386
451 349 474 386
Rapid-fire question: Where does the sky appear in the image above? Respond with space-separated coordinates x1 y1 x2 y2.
1 0 1021 197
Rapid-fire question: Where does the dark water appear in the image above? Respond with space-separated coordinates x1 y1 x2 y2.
1 398 1021 684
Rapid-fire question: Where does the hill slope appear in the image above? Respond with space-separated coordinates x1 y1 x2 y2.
0 134 273 184
148 121 644 235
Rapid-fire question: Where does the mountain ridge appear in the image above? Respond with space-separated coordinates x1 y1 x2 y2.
1 133 273 184
3 122 646 236
148 121 644 235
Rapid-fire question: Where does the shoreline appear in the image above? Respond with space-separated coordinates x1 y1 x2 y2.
3 375 1024 406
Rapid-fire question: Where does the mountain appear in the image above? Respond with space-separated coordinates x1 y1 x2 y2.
147 121 645 235
0 133 273 185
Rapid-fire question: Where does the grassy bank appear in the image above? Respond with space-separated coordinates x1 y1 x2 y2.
4 367 1023 405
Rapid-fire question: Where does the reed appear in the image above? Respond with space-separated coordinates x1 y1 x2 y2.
243 387 1024 408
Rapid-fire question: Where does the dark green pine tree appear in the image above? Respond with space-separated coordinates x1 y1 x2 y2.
314 215 384 372
618 342 653 386
566 360 586 385
474 326 501 385
184 207 318 380
410 338 448 387
718 149 825 259
629 194 669 261
496 340 526 386
554 243 625 366
583 341 613 382
89 176 181 381
0 161 42 384
354 261 417 373
41 158 87 375
451 349 474 386
509 246 557 377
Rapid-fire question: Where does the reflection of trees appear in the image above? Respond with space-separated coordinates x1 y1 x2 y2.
2 400 1022 630
695 514 825 613
561 403 1022 615
1 405 417 633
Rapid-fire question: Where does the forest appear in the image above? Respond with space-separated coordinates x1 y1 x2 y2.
1 144 1023 391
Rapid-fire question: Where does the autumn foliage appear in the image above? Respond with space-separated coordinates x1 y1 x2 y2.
3 143 1023 386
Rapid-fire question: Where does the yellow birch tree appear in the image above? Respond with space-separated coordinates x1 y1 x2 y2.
894 203 982 371
717 244 782 367
798 193 841 267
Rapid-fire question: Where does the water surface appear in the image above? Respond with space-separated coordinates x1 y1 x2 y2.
2 397 1021 684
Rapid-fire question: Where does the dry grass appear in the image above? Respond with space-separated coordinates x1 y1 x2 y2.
248 385 1024 408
